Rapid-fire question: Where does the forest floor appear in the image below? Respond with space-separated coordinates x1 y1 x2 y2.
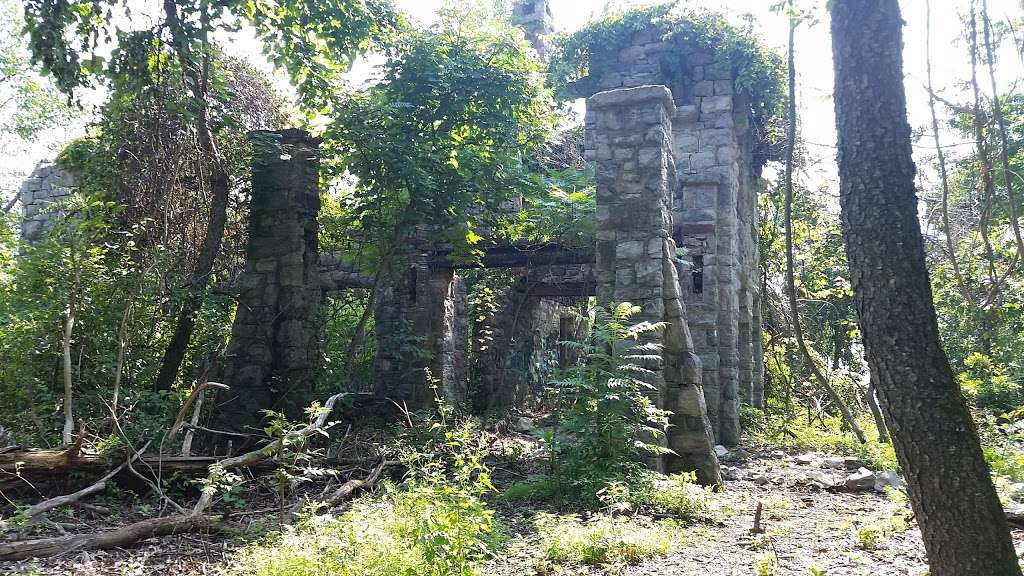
2 432 1021 576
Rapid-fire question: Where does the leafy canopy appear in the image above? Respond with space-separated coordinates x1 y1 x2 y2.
322 5 557 261
22 0 401 109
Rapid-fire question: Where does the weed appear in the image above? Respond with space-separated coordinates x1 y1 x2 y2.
535 513 678 568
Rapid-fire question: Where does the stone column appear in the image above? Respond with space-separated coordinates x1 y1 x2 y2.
751 291 766 409
672 55 749 446
212 129 322 449
374 240 468 411
589 85 721 484
512 0 555 59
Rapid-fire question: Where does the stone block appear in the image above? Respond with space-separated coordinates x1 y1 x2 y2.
693 80 715 97
700 95 732 114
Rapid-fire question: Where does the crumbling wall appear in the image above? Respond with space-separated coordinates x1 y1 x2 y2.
19 162 75 245
576 28 763 446
210 129 322 449
374 240 469 411
471 278 566 413
588 85 720 483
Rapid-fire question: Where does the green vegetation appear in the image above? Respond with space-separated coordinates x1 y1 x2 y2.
535 513 679 568
540 303 671 503
232 483 502 576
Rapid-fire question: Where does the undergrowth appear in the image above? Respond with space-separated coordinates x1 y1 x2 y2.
744 409 898 472
534 513 680 568
231 482 504 576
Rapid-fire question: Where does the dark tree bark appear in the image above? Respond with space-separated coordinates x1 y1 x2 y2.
153 0 233 391
830 2 1021 575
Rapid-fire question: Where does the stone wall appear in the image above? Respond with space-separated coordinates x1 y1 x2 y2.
19 162 75 245
577 28 764 446
374 239 469 411
209 129 322 450
588 85 720 483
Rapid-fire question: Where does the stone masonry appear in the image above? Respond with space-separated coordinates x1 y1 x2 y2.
512 0 555 59
589 85 721 483
209 129 322 450
374 240 468 411
577 27 765 445
19 162 75 245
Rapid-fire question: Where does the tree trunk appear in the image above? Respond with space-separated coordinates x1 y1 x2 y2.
865 373 889 444
153 0 232 391
61 260 81 445
783 0 865 444
830 2 1021 574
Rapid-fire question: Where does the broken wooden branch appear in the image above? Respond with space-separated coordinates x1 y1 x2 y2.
168 381 230 442
0 514 235 561
286 457 398 521
11 442 151 527
191 392 350 515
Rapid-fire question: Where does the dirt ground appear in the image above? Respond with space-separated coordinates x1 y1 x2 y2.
2 443 1021 576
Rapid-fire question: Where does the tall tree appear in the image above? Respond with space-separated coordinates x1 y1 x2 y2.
829 2 1020 574
23 0 399 391
780 0 865 443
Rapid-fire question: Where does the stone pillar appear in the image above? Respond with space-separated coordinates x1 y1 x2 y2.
512 0 555 59
19 162 75 245
672 54 749 446
589 85 720 484
212 129 322 449
751 291 766 409
374 242 468 411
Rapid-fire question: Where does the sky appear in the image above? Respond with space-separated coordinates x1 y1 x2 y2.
5 0 1023 203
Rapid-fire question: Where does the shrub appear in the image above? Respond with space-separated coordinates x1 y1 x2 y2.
232 482 502 576
545 303 671 502
232 392 504 576
598 471 711 519
535 513 678 567
958 352 1021 414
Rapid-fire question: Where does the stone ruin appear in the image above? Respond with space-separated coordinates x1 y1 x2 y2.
16 1 766 476
18 162 75 245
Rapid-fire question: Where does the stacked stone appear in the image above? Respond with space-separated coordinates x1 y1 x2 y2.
574 31 765 446
471 278 567 413
588 85 721 484
19 162 75 245
512 0 555 59
374 238 468 411
211 129 322 449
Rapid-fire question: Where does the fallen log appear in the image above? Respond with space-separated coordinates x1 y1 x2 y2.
0 451 276 477
0 514 234 561
12 442 149 526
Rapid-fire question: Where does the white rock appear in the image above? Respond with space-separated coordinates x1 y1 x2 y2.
714 444 729 457
873 470 906 492
842 457 866 470
843 467 876 491
721 465 742 481
793 453 816 465
805 470 836 488
822 456 845 469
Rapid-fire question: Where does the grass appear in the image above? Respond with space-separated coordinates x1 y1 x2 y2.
503 470 713 520
746 412 899 472
534 512 680 568
230 481 504 576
